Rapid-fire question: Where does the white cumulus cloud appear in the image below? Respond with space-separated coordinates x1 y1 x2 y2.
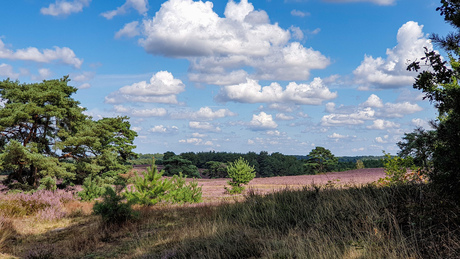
361 94 384 108
189 121 221 132
321 107 375 126
217 77 337 105
380 102 423 118
173 107 237 121
249 112 278 130
0 39 83 69
353 21 432 89
0 63 19 79
139 0 329 84
105 71 185 104
41 0 91 16
149 125 178 133
366 119 400 130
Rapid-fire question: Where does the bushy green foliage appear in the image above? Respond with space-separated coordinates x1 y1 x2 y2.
0 77 138 189
38 176 57 192
226 157 255 194
168 173 202 204
377 152 420 186
78 175 112 201
203 161 228 178
163 155 200 178
93 186 138 224
356 160 365 169
304 147 338 174
406 0 460 199
124 163 202 205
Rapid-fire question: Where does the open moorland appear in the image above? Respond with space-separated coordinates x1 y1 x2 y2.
2 168 459 259
195 168 386 202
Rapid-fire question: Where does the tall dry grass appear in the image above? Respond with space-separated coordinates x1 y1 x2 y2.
1 183 459 258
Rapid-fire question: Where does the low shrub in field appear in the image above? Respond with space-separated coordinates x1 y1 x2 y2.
124 164 202 206
378 152 427 186
0 189 76 220
93 186 138 225
78 175 112 201
225 157 255 194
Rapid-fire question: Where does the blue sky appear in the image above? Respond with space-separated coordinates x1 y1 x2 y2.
0 0 451 156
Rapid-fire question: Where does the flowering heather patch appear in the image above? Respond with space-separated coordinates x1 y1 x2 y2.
0 189 77 221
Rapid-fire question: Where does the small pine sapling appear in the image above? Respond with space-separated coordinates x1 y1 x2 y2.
78 175 111 201
167 173 202 204
93 186 138 225
225 157 256 194
124 162 174 206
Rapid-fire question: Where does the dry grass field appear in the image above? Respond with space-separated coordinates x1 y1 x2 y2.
2 168 459 258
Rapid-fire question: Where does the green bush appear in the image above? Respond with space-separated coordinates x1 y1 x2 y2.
356 160 365 170
168 173 202 204
93 186 138 224
225 157 255 194
377 152 419 186
38 176 57 192
78 175 112 201
124 163 202 206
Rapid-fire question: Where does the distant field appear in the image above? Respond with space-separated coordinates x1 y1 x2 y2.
131 167 386 203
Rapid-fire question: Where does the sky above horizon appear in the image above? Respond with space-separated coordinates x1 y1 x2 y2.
0 0 451 156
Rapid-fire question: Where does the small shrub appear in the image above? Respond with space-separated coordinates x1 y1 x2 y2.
356 160 365 169
225 157 255 194
93 186 138 225
168 173 202 204
38 176 57 192
377 152 425 186
78 175 111 201
125 163 202 205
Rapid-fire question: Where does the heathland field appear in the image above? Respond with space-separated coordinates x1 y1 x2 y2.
2 168 459 259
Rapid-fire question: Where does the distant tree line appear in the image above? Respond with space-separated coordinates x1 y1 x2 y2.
129 149 384 178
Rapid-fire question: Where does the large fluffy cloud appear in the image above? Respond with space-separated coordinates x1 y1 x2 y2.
0 39 83 69
321 107 375 126
217 77 337 105
41 0 91 16
322 94 423 127
139 0 329 84
101 0 148 19
105 71 185 104
353 21 432 89
249 112 278 130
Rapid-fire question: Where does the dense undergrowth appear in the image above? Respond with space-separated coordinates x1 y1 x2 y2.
1 182 459 258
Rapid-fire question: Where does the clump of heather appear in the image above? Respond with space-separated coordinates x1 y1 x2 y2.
0 189 77 221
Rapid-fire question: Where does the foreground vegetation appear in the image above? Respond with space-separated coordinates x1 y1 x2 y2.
1 181 459 258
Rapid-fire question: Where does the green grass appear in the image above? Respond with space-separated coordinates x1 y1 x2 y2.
1 183 459 258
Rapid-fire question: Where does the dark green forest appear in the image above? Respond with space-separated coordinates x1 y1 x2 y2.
129 150 384 178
